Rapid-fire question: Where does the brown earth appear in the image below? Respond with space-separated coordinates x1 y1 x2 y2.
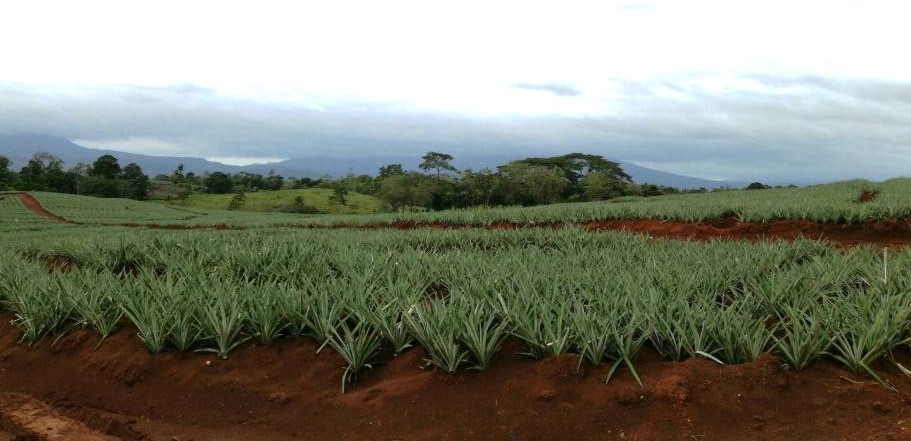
582 217 911 248
1 317 910 440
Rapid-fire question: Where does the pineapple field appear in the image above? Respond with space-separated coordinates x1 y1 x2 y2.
1 183 910 440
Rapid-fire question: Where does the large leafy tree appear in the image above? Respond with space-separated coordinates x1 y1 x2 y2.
495 162 567 206
419 151 457 179
515 153 631 199
17 153 67 191
377 172 435 211
580 171 630 201
90 154 122 179
378 163 404 179
121 163 151 200
457 168 498 207
204 172 234 194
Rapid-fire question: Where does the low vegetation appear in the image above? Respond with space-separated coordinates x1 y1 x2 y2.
2 226 911 392
166 188 380 215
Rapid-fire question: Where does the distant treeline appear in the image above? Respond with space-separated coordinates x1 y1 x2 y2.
1 151 757 209
169 152 708 211
0 153 150 200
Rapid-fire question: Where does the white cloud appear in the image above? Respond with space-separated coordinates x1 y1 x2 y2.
1 1 910 183
206 157 288 166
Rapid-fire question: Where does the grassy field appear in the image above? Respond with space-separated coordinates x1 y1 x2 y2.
164 188 381 215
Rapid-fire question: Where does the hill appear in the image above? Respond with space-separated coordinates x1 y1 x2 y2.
165 188 380 215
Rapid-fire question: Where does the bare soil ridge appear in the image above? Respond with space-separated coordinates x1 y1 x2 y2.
0 319 909 440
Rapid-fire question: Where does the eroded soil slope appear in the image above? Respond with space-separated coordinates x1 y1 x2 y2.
1 318 910 440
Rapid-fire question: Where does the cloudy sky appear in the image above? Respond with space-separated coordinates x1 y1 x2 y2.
1 0 909 183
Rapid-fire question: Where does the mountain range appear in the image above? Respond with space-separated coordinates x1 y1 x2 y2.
0 133 744 189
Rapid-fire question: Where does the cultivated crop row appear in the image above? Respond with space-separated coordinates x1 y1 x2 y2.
348 177 911 227
2 228 910 391
18 178 911 230
30 192 204 224
0 192 61 232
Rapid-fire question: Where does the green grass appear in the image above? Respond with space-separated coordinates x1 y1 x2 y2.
165 188 381 215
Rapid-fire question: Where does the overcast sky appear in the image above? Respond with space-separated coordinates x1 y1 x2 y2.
1 0 909 183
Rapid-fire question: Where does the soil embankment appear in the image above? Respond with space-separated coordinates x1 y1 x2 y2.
0 318 909 440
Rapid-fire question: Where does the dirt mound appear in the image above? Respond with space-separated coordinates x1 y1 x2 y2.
1 317 910 440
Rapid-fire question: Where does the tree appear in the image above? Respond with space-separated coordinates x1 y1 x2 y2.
516 153 631 199
67 163 91 195
264 170 285 191
204 172 234 194
580 171 628 201
228 190 246 210
17 153 49 190
292 177 321 188
745 182 768 190
231 172 265 191
378 163 405 179
44 159 75 193
171 164 185 185
457 168 498 207
419 151 457 179
185 172 202 186
329 187 348 205
496 162 567 206
377 172 435 211
90 155 122 179
0 156 14 190
121 163 150 200
82 176 123 198
281 195 323 214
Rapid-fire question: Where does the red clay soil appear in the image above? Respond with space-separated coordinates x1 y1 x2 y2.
583 217 911 248
358 218 911 248
14 193 74 224
1 317 910 441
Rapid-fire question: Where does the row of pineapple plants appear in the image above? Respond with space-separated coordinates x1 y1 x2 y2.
1 227 911 391
15 177 911 229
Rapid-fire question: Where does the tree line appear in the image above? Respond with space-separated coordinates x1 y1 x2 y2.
1 151 709 209
0 153 150 200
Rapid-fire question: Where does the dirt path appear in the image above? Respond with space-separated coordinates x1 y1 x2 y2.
14 192 74 224
1 317 910 440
